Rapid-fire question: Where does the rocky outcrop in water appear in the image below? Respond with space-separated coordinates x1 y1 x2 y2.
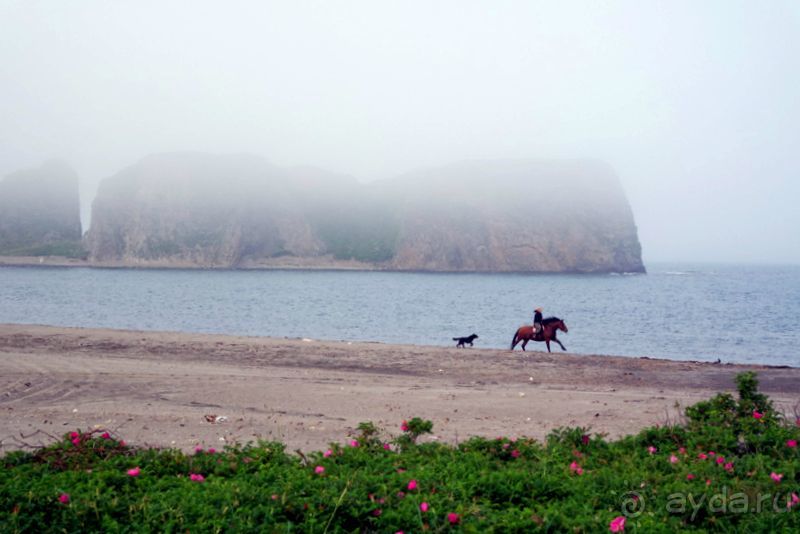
379 160 644 273
86 153 357 267
0 160 84 257
86 153 645 273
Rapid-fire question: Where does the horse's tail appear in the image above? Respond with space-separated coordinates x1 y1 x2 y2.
510 329 519 350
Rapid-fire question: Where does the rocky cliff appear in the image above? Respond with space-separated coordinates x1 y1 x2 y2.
86 153 350 267
87 153 645 273
0 160 84 257
380 160 644 273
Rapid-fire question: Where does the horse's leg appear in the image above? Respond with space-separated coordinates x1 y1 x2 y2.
510 332 519 350
551 333 566 351
521 339 528 351
545 339 551 352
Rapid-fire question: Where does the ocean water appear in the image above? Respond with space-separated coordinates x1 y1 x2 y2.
0 264 798 366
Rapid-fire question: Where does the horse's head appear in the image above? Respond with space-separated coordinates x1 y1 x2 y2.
545 317 568 333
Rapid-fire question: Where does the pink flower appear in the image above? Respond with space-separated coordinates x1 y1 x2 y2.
420 502 429 512
753 410 764 419
609 515 626 532
716 457 725 465
71 437 81 446
581 434 590 445
271 494 279 500
372 509 382 517
349 440 359 448
69 431 79 439
724 462 734 473
770 472 783 483
706 479 712 486
315 465 325 475
669 455 679 464
407 479 418 491
401 420 409 432
323 449 333 458
383 443 391 450
787 439 797 448
101 432 111 439
195 445 204 453
708 451 716 457
678 447 686 454
788 493 800 509
697 453 708 460
447 512 460 525
207 448 216 454
647 446 657 454
511 449 520 458
569 461 583 475
58 493 70 504
127 467 141 477
189 473 205 482
119 440 126 446
686 473 695 480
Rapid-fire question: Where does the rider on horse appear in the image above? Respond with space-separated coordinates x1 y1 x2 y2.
533 307 543 338
512 311 567 352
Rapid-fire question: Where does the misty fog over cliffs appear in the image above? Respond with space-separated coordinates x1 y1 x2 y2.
76 153 643 273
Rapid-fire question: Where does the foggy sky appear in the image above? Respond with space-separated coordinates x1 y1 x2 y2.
1 1 798 265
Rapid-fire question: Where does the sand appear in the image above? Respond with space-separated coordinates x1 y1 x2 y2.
1 324 798 454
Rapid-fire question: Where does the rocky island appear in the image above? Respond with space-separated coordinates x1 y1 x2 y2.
0 160 84 258
85 153 645 273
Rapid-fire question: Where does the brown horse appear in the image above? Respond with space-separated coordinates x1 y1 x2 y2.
510 317 568 352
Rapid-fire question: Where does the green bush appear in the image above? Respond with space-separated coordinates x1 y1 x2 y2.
313 204 400 263
2 373 799 532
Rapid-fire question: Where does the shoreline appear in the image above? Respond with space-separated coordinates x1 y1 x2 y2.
0 319 793 369
0 255 644 274
1 321 797 370
2 324 799 454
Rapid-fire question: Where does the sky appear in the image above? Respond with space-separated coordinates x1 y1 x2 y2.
1 1 798 265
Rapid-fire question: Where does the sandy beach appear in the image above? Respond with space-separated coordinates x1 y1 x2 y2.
1 324 798 454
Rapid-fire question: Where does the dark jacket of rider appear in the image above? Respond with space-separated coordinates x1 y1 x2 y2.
533 309 543 333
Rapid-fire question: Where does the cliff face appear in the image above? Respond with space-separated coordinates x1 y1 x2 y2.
86 153 349 267
87 153 645 273
0 160 84 257
382 160 644 273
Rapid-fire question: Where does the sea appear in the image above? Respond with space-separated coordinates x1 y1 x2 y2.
0 263 798 367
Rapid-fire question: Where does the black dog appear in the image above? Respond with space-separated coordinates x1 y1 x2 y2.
453 333 478 348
